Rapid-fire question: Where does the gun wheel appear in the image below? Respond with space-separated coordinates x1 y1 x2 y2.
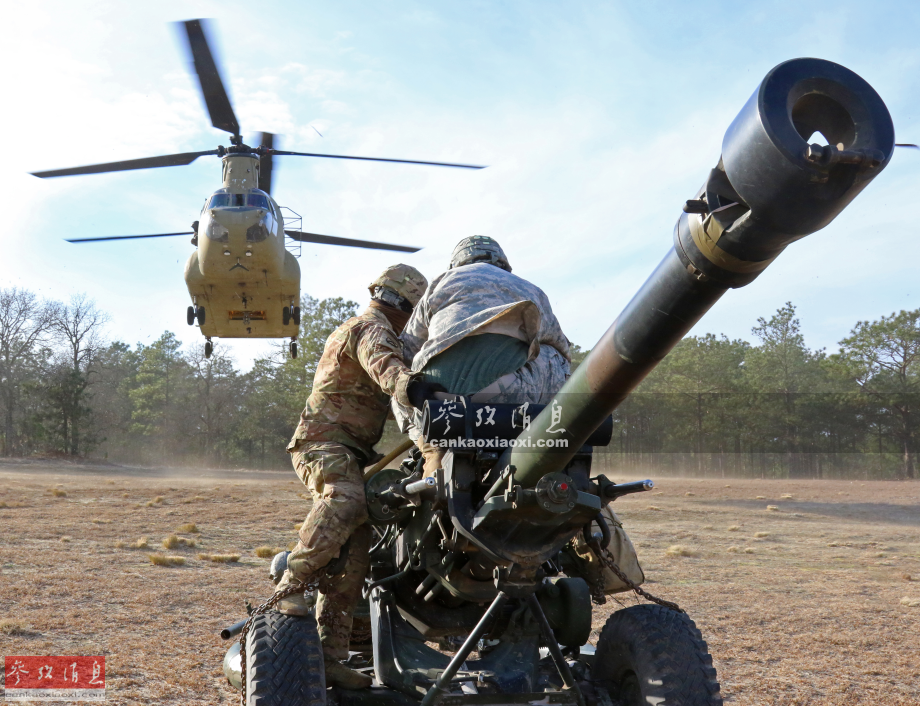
244 611 326 706
592 604 722 706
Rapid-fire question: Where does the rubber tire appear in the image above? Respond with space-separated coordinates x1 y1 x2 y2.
290 341 298 359
283 306 291 326
204 341 213 359
292 306 301 325
592 604 722 706
196 306 206 325
244 611 325 706
187 306 195 326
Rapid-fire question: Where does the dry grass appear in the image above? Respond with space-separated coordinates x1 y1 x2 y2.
647 505 661 511
148 553 185 567
60 535 72 542
0 619 30 635
48 487 67 497
766 504 779 511
754 531 770 538
2 464 919 705
115 536 150 550
727 525 741 531
781 493 794 499
162 534 196 549
198 553 240 563
901 597 920 607
666 544 698 558
91 517 112 524
176 522 199 533
255 546 284 559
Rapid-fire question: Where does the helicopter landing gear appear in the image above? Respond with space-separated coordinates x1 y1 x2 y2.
289 339 298 359
205 339 213 359
188 305 206 326
283 305 301 327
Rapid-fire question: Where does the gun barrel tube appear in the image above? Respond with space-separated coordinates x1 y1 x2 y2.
508 58 894 488
220 618 248 640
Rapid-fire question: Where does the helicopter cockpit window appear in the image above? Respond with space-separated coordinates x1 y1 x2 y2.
209 193 231 208
247 193 270 209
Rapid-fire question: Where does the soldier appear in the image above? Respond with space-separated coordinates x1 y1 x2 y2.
275 264 439 690
393 236 571 476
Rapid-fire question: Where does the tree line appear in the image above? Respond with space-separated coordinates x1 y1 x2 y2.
0 287 917 479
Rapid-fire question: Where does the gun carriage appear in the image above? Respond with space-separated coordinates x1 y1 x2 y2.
223 57 894 706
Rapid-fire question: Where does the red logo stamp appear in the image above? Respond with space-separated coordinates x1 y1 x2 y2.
3 656 105 701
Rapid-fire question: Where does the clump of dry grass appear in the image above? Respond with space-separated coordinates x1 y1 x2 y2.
0 619 30 635
702 525 714 530
162 534 196 549
60 536 72 543
724 484 731 488
116 537 149 550
781 493 793 499
198 553 240 563
755 495 766 500
766 505 779 512
0 501 26 509
666 545 698 558
903 573 915 582
148 553 185 567
727 546 740 553
900 597 920 607
48 488 67 498
91 518 112 525
255 546 285 559
175 523 199 533
144 496 165 508
728 525 741 532
755 531 770 538
647 505 661 511
744 547 755 554
685 492 695 496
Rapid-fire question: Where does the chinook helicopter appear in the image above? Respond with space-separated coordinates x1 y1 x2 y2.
30 19 484 359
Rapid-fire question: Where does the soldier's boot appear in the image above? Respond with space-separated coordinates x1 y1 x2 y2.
324 658 372 690
273 569 316 617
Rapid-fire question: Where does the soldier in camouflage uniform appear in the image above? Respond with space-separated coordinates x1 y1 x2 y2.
276 264 439 690
392 236 571 476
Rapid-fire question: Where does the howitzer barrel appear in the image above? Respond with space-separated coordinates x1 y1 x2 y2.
509 58 894 488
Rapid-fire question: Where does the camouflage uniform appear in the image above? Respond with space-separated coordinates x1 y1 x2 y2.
285 304 419 662
393 259 571 475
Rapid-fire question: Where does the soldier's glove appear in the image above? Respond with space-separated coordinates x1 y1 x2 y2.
406 380 448 409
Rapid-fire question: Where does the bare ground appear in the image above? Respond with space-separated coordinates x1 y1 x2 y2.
0 461 918 705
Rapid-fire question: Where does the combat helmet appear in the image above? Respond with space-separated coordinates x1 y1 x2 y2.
449 235 511 272
369 264 428 311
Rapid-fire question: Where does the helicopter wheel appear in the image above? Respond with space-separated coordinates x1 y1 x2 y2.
283 306 291 326
196 306 206 325
289 340 298 359
205 340 213 359
292 306 301 325
187 306 195 326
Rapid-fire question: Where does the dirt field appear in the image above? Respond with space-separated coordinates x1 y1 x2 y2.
1 460 918 705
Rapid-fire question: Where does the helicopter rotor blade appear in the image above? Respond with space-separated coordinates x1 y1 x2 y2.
31 151 218 178
270 150 485 170
285 231 420 253
180 19 240 137
257 132 275 193
896 143 920 149
66 232 194 243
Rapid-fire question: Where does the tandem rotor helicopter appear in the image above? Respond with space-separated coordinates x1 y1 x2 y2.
30 19 484 359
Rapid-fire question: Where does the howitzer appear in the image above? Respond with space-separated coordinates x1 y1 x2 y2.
229 58 893 706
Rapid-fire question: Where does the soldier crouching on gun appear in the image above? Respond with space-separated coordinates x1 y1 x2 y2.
276 264 443 690
392 235 571 477
392 236 646 600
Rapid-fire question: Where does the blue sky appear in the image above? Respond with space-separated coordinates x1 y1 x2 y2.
3 1 919 366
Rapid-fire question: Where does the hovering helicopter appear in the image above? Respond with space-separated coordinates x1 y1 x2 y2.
30 19 484 359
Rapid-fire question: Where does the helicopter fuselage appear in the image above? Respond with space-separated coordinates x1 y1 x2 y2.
184 153 300 339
